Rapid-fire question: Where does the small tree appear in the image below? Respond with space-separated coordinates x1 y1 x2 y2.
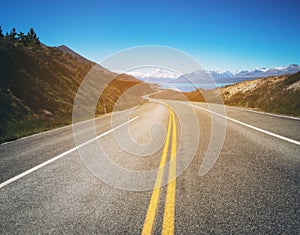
27 27 40 44
0 26 3 38
10 28 17 40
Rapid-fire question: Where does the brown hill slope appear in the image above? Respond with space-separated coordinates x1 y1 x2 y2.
0 37 155 142
56 45 96 66
220 72 300 116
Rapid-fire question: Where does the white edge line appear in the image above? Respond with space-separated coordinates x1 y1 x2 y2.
226 105 300 121
191 104 300 146
0 116 139 189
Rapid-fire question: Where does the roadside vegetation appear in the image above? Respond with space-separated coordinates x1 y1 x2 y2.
0 27 155 143
221 72 300 116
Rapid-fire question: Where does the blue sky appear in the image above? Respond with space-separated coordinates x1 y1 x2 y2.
1 0 299 71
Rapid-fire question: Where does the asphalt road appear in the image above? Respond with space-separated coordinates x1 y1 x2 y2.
1 99 300 234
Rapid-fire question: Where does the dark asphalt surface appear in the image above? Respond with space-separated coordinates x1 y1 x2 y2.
0 100 299 234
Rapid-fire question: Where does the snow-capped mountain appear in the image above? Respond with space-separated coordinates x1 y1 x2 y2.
173 64 300 84
234 64 300 78
175 70 234 82
128 68 180 82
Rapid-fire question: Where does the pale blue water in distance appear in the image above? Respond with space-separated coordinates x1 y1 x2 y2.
158 82 234 92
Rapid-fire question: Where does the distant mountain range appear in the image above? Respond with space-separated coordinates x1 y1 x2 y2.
178 64 300 86
233 64 300 78
129 64 300 84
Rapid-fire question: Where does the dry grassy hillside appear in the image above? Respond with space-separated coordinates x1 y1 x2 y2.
0 36 156 142
220 72 300 116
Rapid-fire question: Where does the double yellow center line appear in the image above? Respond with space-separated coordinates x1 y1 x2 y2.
142 108 177 235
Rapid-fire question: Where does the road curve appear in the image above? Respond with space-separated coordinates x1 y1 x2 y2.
0 100 299 234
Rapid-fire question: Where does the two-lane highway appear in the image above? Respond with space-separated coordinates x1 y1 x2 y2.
1 99 299 234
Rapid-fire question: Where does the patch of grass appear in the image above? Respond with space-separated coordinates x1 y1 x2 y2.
0 117 71 143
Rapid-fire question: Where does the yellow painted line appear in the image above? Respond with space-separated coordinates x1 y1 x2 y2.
142 110 173 235
162 110 177 235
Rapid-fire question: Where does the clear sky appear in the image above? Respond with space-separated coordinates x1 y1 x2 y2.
1 0 299 71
